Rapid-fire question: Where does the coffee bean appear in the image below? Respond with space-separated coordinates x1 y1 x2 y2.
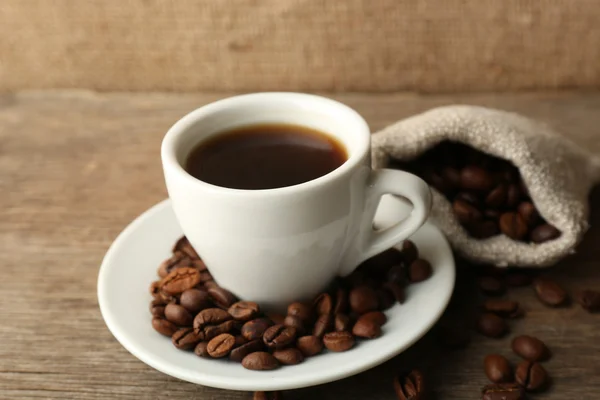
266 312 286 325
393 369 425 400
229 339 264 362
152 317 178 337
461 165 495 191
296 335 323 357
484 354 513 383
149 280 162 298
362 311 387 326
207 287 237 309
227 301 260 321
479 277 506 296
408 259 432 283
179 288 211 314
158 252 192 278
172 236 200 259
453 199 482 225
312 314 333 338
477 313 508 338
402 240 419 265
468 220 500 239
483 300 519 317
382 282 405 304
517 201 540 227
172 327 203 350
511 335 549 361
283 315 307 335
241 318 273 341
441 166 461 188
263 324 297 350
198 270 213 283
206 333 235 358
455 191 480 206
352 315 382 339
530 224 561 243
160 267 201 295
242 352 279 370
193 308 232 334
287 302 313 324
484 209 501 221
203 280 219 290
499 212 528 241
505 272 532 287
515 360 548 391
233 334 247 347
533 277 568 307
323 331 355 352
505 184 522 208
376 288 396 310
485 184 507 208
164 303 193 326
313 293 333 316
333 287 348 315
387 264 408 285
194 341 210 358
362 247 404 276
334 313 352 332
481 383 526 400
253 391 283 400
150 299 166 318
575 289 600 312
349 285 379 314
273 347 304 365
203 320 236 341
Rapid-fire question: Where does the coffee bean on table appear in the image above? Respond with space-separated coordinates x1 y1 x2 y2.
263 324 297 350
150 299 166 318
207 287 237 309
483 300 519 317
484 354 513 383
152 317 178 337
402 240 419 265
313 293 333 316
333 287 348 315
533 277 568 306
453 199 482 225
229 339 264 362
530 223 561 243
273 347 304 365
481 383 526 400
203 320 236 341
515 360 548 391
499 212 528 241
242 318 274 341
334 313 352 332
323 331 354 352
194 341 210 357
477 313 508 338
164 303 193 326
266 312 286 325
505 272 532 287
511 335 549 362
287 302 313 324
160 267 202 295
478 277 506 296
408 259 432 283
207 333 235 358
312 314 333 338
296 335 323 357
228 301 260 321
382 282 405 304
393 369 424 400
242 352 279 370
349 285 379 314
253 391 283 400
172 327 203 350
179 288 211 314
193 308 232 334
575 289 600 312
352 315 382 339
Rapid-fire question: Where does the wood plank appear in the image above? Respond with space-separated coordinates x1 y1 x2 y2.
1 91 599 399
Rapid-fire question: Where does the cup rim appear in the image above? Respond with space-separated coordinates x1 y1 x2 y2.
161 92 370 197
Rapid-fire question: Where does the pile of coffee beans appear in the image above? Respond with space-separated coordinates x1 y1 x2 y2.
149 236 432 371
390 141 561 243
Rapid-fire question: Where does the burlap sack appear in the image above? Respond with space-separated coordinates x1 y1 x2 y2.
371 106 600 267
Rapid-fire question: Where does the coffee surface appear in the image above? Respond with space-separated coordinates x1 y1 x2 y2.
185 124 347 190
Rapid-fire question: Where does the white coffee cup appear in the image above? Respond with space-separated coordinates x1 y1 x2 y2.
161 93 431 309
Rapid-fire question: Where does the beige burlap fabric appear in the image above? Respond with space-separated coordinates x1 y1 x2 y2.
372 106 600 267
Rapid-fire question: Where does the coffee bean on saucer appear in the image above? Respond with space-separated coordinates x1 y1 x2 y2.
296 335 323 357
408 259 432 283
530 224 561 243
157 252 192 278
273 347 304 365
193 308 232 334
515 360 548 392
203 280 219 290
253 391 283 400
499 212 528 241
263 324 297 350
172 327 203 350
361 311 387 326
150 299 166 318
575 289 600 312
287 302 313 324
333 287 349 315
376 288 396 310
229 339 264 362
207 333 235 358
194 341 210 358
314 293 333 316
479 277 506 296
164 303 193 326
453 199 482 225
242 352 279 370
477 313 508 338
482 300 519 317
481 383 526 400
283 315 307 335
241 318 273 341
203 320 236 341
393 369 425 400
484 354 513 383
160 267 201 295
352 315 382 339
382 282 405 304
207 287 237 309
266 312 286 325
312 314 333 338
402 240 419 265
152 317 178 337
172 236 200 259
511 335 549 362
387 264 408 285
334 313 352 332
533 277 568 307
349 285 379 315
233 335 247 347
323 331 354 352
228 301 260 321
180 288 212 314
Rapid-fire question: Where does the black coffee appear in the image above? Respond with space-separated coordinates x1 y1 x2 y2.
185 124 347 190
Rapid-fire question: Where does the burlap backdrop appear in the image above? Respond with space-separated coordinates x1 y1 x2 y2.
1 0 599 92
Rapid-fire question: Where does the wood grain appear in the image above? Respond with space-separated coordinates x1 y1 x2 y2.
1 91 599 399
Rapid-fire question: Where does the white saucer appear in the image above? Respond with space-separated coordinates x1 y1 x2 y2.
97 195 455 391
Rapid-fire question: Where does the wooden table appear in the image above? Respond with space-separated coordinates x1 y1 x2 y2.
1 91 599 399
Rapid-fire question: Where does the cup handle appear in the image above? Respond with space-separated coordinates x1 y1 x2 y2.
339 169 432 276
